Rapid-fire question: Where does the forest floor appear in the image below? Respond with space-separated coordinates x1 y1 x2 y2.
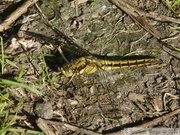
0 0 180 135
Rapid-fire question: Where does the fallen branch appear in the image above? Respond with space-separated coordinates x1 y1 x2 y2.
36 118 102 135
36 118 55 135
109 0 180 25
107 108 180 135
0 0 38 32
109 0 162 39
108 0 180 39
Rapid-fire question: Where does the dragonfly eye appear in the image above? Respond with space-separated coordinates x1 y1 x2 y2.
61 65 74 77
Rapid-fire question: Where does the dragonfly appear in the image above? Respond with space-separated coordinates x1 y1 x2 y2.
61 55 155 77
24 27 156 78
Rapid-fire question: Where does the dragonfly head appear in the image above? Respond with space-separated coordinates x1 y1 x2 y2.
61 64 74 77
60 57 94 77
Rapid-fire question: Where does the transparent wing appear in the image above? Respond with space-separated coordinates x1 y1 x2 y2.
23 30 91 58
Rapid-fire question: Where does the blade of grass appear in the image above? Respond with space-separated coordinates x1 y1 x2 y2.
163 0 180 14
162 42 180 52
41 52 51 83
5 59 19 69
0 78 43 96
170 26 180 30
0 36 5 74
0 128 44 135
17 67 25 82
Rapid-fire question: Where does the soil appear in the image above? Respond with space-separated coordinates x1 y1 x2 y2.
0 0 180 134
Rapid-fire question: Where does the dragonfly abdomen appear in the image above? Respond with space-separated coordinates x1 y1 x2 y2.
100 57 155 70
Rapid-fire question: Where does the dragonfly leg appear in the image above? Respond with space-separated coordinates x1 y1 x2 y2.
57 46 71 64
67 72 77 85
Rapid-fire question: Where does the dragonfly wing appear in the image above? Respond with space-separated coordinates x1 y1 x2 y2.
22 30 91 58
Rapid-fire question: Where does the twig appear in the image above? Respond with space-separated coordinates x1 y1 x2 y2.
70 0 88 8
109 0 180 25
146 11 180 24
0 114 27 120
135 108 180 128
108 0 162 39
34 3 92 56
107 108 180 135
36 118 55 135
36 118 102 135
0 0 38 32
74 0 79 16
